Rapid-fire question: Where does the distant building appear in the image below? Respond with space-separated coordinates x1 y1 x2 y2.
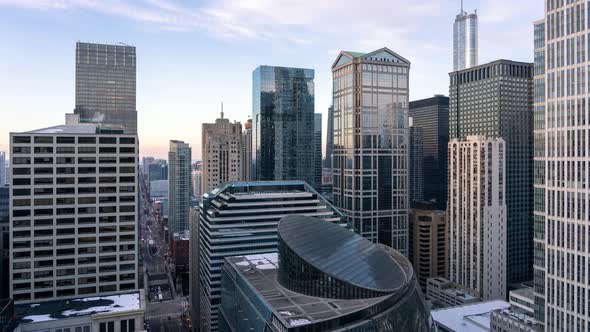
201 112 245 193
332 48 410 253
242 119 252 181
490 287 541 332
168 140 192 234
453 5 478 70
148 159 167 182
0 186 8 299
9 123 139 303
197 181 344 332
188 207 200 332
450 59 533 284
324 105 334 169
171 231 190 295
149 180 168 199
252 66 319 189
409 202 447 292
191 169 201 198
432 300 510 332
13 291 144 332
74 42 137 134
409 121 424 203
426 277 480 308
409 95 449 209
142 156 155 177
448 136 506 301
0 152 5 186
219 215 435 332
313 113 322 189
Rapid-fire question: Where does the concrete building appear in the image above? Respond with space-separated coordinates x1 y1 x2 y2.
490 287 542 332
409 95 449 209
197 181 345 332
450 59 533 284
453 4 478 70
14 291 144 332
427 277 481 309
168 140 191 234
74 42 137 135
448 136 506 301
219 215 435 332
332 48 410 253
432 300 510 332
9 123 139 304
0 151 6 186
409 120 424 203
201 112 245 193
252 66 319 189
409 202 447 292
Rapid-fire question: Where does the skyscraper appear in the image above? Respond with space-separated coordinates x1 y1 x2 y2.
0 185 8 299
74 42 137 134
332 48 410 254
197 181 344 332
453 3 478 71
325 105 334 169
201 112 245 193
252 66 319 189
448 136 506 301
242 119 252 181
0 151 5 186
168 140 191 234
314 113 323 189
536 3 590 330
409 121 424 203
9 123 139 303
409 95 449 209
450 59 534 284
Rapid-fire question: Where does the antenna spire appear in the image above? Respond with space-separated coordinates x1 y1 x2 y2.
221 101 224 119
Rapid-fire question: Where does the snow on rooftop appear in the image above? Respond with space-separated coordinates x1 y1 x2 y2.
289 318 312 326
431 300 510 332
22 314 56 323
62 293 140 317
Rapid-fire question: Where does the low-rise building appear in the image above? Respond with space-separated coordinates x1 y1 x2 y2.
490 287 541 332
431 300 510 332
427 277 480 309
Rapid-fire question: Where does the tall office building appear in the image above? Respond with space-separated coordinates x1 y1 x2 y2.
0 151 5 186
332 48 410 253
448 136 506 301
325 105 334 169
252 66 319 189
242 119 252 181
148 159 167 182
74 42 137 134
409 95 450 209
450 59 534 284
168 140 191 234
409 121 424 203
201 112 245 193
314 113 323 189
535 3 590 330
453 3 478 70
9 123 139 303
197 181 345 332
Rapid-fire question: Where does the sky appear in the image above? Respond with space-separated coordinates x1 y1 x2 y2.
0 0 542 159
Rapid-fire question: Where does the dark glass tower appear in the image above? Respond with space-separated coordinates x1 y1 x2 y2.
74 42 137 134
252 66 318 189
409 95 449 209
449 60 533 284
409 124 424 203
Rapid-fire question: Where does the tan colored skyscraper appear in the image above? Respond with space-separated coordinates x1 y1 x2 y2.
201 112 245 193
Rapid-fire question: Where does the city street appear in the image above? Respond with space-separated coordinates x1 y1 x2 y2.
140 173 189 332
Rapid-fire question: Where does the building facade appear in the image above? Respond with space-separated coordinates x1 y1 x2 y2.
409 203 447 292
74 42 137 134
242 119 252 181
332 48 410 253
201 113 245 193
426 277 481 308
168 140 191 234
0 186 8 299
314 113 323 190
409 122 424 203
9 124 139 304
409 95 449 209
453 6 478 71
325 106 334 169
0 151 5 186
197 181 344 332
148 159 167 182
252 66 319 189
450 59 534 284
219 215 435 332
448 136 506 301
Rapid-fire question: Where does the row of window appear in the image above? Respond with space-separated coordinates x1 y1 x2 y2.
13 186 135 196
12 136 135 144
12 282 136 301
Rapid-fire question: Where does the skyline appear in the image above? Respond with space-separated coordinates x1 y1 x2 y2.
0 0 541 159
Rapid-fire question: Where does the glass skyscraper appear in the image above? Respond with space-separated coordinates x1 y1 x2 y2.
331 48 410 254
252 66 319 189
453 6 478 71
168 140 191 234
325 106 334 169
74 42 137 134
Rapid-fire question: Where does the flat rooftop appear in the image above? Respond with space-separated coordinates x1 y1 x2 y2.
23 124 98 134
226 253 386 329
16 292 141 324
431 300 510 332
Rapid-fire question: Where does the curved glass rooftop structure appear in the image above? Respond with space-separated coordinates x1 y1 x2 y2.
219 215 436 332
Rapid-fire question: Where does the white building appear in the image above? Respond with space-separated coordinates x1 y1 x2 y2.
9 123 139 304
432 300 510 332
448 136 506 301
